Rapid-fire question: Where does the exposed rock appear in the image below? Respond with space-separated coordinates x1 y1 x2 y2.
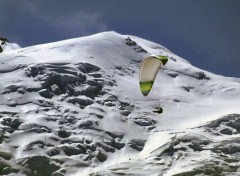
128 139 146 151
220 128 233 135
38 89 53 98
96 150 107 162
20 156 60 176
125 37 137 46
1 118 22 130
197 71 210 80
57 129 71 138
47 148 61 156
0 151 12 160
77 63 100 73
62 146 83 156
133 117 157 127
78 120 94 129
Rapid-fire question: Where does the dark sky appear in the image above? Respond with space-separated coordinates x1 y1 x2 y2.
1 0 240 77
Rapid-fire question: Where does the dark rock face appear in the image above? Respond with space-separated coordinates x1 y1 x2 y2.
1 118 22 130
197 71 210 80
77 63 100 74
38 89 53 98
96 150 108 162
47 148 61 156
78 120 94 129
206 114 240 133
133 117 157 127
128 139 146 151
0 37 8 53
62 146 83 156
219 128 233 135
125 37 147 53
15 63 109 113
57 130 71 138
20 156 60 176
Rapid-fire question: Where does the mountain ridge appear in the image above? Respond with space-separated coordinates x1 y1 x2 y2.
0 31 240 176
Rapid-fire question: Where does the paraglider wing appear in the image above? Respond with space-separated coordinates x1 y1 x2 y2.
139 55 168 96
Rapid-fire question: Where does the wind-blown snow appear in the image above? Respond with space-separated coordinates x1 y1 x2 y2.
0 31 240 176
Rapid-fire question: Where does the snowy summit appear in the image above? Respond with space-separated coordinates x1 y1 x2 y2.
0 32 240 175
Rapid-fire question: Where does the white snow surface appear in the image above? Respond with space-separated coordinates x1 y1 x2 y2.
0 31 240 176
0 42 21 52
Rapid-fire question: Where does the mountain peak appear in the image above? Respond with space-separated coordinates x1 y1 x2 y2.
0 32 240 175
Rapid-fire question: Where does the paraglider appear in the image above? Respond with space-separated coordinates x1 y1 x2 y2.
139 55 168 96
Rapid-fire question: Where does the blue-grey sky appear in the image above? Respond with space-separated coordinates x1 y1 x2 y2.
1 0 240 77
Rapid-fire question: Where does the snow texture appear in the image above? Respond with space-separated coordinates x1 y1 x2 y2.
0 31 240 176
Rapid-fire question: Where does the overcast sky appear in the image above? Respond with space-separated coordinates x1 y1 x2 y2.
1 0 240 77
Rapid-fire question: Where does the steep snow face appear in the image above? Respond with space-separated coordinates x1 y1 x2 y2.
0 31 240 176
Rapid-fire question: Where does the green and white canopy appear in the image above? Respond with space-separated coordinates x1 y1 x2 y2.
139 55 168 96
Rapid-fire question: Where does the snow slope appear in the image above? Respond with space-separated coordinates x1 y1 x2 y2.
0 41 21 53
0 31 240 176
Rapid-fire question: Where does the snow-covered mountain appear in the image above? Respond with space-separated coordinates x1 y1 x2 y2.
0 31 240 176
